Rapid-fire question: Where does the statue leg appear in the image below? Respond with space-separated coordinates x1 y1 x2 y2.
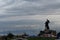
47 26 49 29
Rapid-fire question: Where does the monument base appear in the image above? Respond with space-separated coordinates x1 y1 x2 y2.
38 29 57 37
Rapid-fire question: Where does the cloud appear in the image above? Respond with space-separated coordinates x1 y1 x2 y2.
0 0 60 35
5 0 60 15
0 0 60 15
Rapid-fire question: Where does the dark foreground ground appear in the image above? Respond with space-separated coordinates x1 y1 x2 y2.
1 36 56 40
28 37 56 40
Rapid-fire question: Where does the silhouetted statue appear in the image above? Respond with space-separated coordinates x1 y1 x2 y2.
45 19 50 30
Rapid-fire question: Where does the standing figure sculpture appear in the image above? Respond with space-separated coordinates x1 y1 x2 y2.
45 19 50 30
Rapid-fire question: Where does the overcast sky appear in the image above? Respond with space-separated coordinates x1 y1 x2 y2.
0 0 60 35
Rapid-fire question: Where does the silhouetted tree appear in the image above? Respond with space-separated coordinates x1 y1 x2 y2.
22 33 28 38
38 31 44 36
7 33 14 39
57 32 60 39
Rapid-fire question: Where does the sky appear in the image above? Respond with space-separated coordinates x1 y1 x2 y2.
0 0 60 35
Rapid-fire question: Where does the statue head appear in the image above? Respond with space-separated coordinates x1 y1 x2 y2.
46 19 50 23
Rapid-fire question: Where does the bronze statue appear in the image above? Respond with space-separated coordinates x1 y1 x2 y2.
45 19 50 30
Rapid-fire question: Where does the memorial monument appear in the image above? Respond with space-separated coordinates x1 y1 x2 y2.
38 19 57 37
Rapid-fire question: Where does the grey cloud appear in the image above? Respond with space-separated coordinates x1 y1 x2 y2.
0 0 15 7
2 0 60 15
0 20 43 35
0 0 60 35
